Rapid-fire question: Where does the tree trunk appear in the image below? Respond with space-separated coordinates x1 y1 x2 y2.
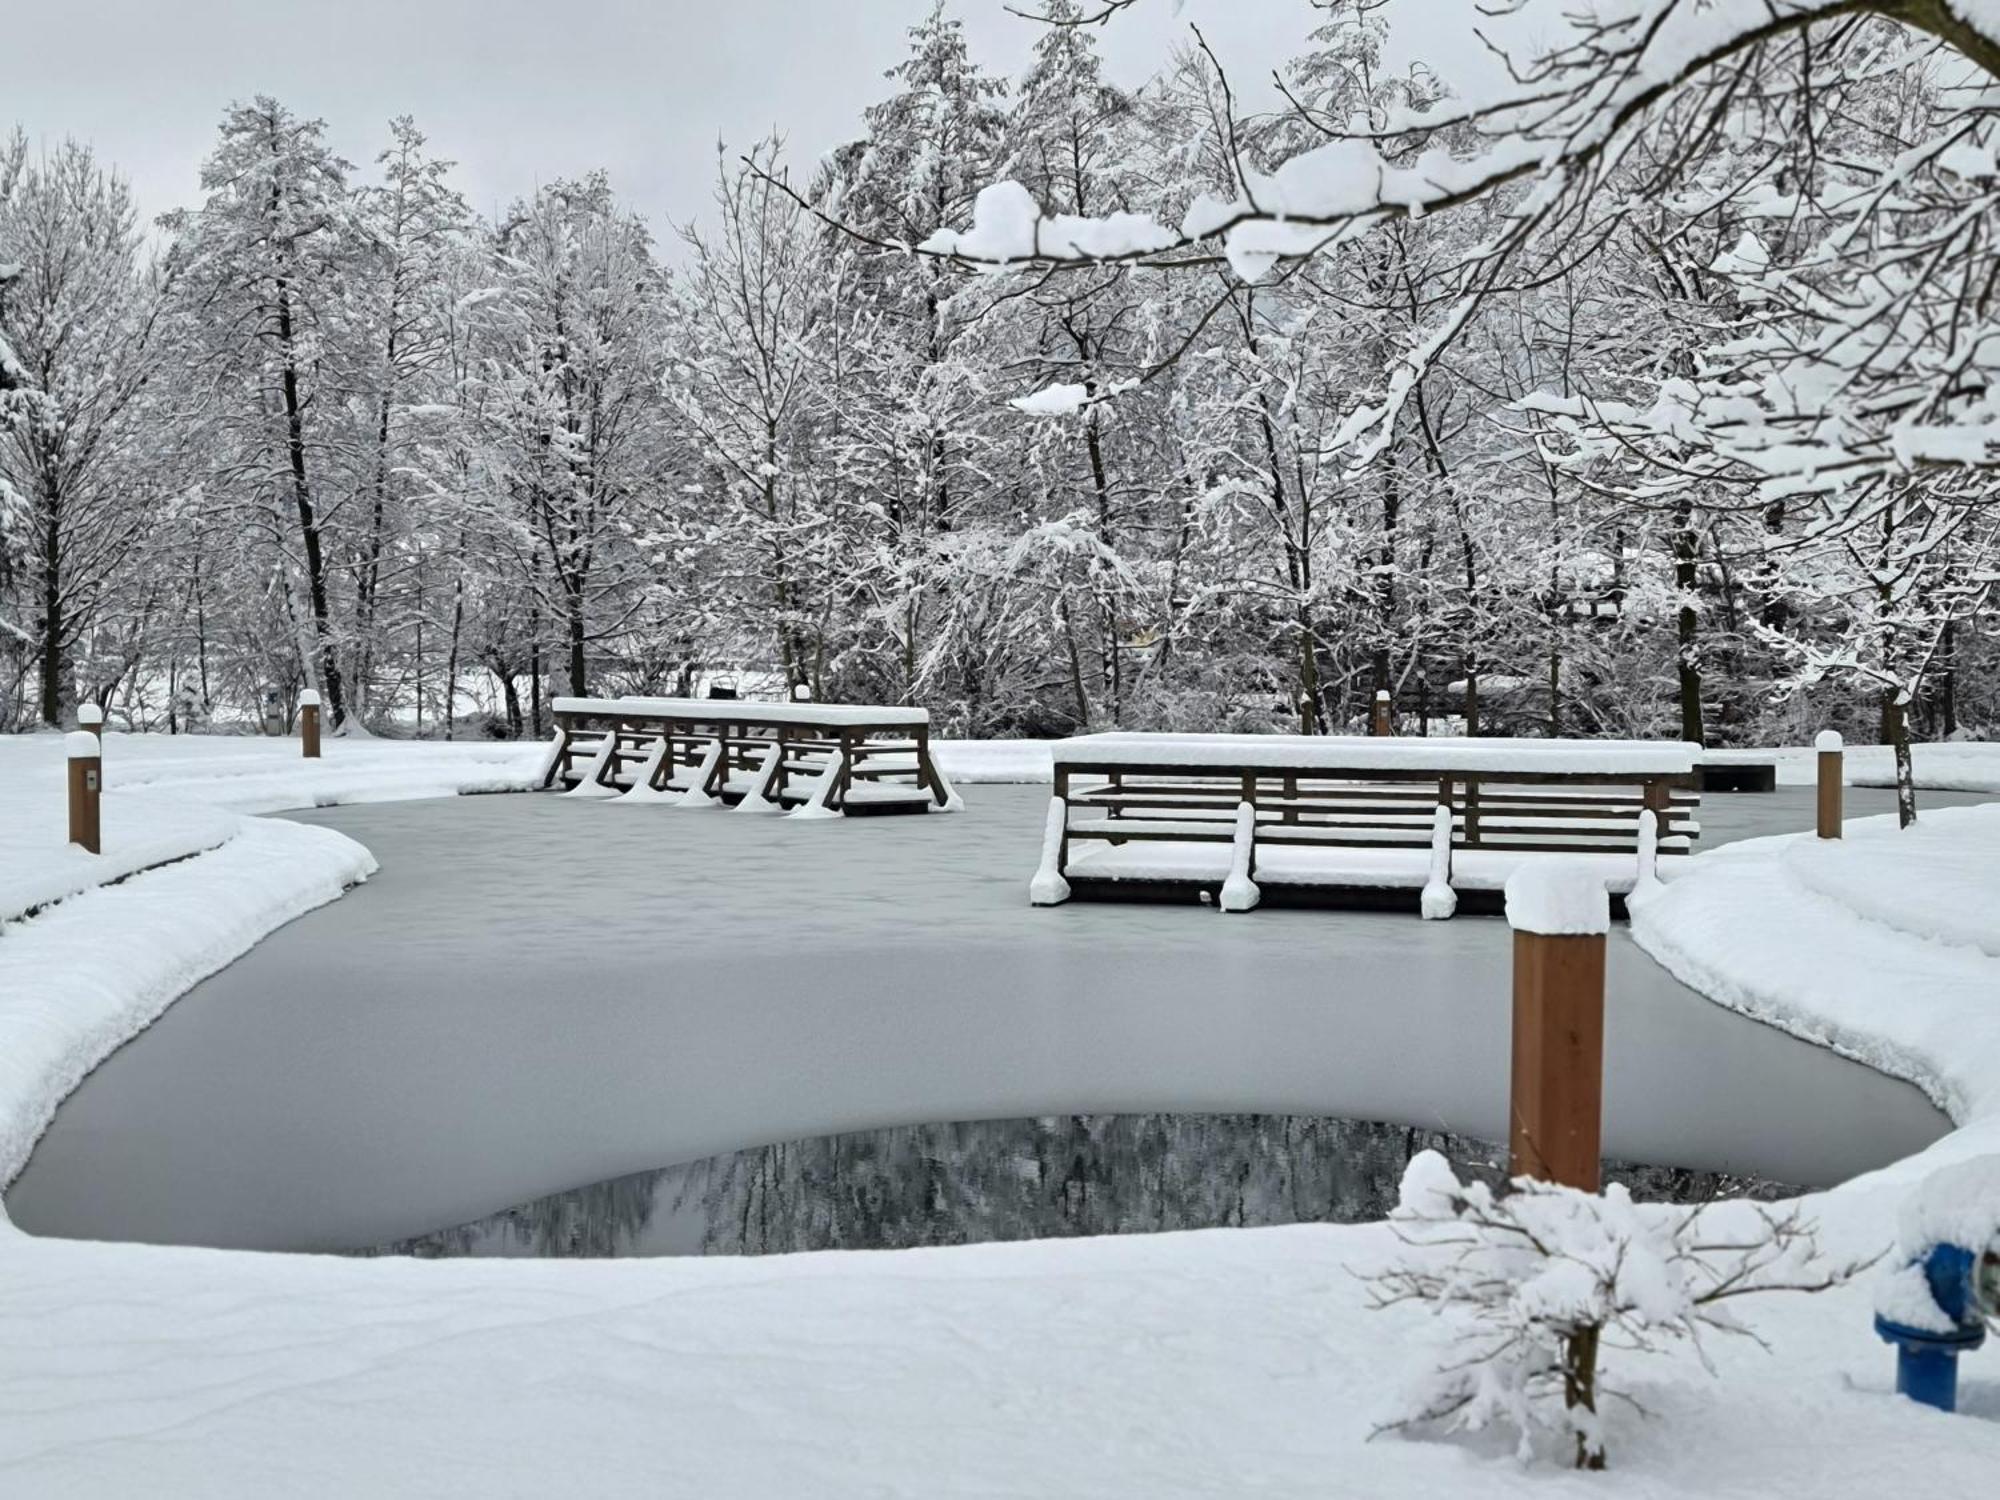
1672 502 1704 746
1563 1323 1606 1470
1059 592 1090 730
443 573 465 741
498 666 523 738
353 389 395 721
1083 404 1121 725
36 480 67 726
566 588 587 697
273 278 347 727
1885 688 1917 828
1298 608 1321 735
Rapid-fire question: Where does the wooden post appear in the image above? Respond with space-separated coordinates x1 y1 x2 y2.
1371 689 1392 737
1505 862 1609 1191
299 689 322 759
77 701 104 743
67 731 102 854
1816 729 1842 840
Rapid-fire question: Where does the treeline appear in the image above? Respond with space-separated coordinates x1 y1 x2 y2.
3 0 1994 745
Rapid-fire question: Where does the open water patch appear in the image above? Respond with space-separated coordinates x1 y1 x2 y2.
368 1112 1798 1260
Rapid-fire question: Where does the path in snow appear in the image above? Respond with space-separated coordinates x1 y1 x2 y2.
9 784 1974 1252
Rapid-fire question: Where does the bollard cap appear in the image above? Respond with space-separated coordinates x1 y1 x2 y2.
1815 729 1842 753
1505 858 1610 936
65 730 100 761
77 703 103 726
298 689 322 708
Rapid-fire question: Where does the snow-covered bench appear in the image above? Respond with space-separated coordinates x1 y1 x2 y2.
1030 733 1699 917
542 698 957 815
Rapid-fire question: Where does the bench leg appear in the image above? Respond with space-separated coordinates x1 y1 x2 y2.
915 725 956 810
1029 796 1072 906
537 723 570 789
1220 801 1261 913
1421 799 1458 920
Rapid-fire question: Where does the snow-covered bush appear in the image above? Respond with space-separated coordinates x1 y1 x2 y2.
1366 1151 1865 1470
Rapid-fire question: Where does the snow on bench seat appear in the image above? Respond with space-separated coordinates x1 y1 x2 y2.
841 783 937 805
1065 843 1233 882
551 697 929 728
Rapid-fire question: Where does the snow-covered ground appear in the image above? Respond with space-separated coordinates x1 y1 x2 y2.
1753 738 2000 793
0 731 542 923
0 732 1994 1495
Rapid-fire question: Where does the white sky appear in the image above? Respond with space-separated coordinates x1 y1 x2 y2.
2 0 1511 242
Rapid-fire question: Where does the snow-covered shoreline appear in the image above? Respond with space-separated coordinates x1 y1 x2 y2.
1630 802 2000 1186
0 733 1995 1494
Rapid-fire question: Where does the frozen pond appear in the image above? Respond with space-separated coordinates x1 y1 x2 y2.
8 783 1967 1253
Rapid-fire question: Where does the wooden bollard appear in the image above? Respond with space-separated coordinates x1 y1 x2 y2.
1504 861 1608 1191
67 730 102 854
77 701 104 742
299 689 322 759
1371 689 1392 737
1815 729 1842 840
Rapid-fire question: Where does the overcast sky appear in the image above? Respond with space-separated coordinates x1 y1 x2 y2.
4 0 1511 242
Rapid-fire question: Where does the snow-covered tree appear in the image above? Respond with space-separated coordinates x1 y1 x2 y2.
164 98 361 725
0 134 173 726
1368 1151 1863 1470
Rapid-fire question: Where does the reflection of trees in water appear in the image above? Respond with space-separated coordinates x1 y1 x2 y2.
688 1116 1476 1256
380 1172 661 1259
375 1114 1794 1261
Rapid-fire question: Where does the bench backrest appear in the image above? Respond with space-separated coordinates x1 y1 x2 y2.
1055 761 1697 856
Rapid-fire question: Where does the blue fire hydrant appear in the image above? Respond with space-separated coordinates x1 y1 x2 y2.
1874 1242 1991 1412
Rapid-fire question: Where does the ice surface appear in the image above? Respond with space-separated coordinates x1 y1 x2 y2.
14 786 1952 1258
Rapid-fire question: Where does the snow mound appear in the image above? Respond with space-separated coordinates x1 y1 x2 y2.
1782 803 2000 958
1630 807 2000 1131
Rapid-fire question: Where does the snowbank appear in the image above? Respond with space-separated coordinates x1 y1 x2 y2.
0 817 376 1186
0 733 541 922
1630 805 2000 1197
0 787 236 923
1719 739 2000 792
0 733 549 1183
1783 804 2000 958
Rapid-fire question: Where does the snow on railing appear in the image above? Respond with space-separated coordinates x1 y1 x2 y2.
1055 732 1697 776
